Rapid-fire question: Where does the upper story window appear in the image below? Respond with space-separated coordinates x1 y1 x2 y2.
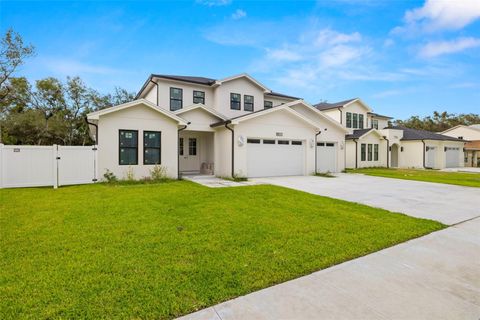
346 112 365 129
353 113 359 129
230 93 241 110
244 95 254 111
264 100 273 109
359 114 364 129
193 90 205 104
170 87 183 111
346 112 352 128
119 130 138 165
372 119 379 129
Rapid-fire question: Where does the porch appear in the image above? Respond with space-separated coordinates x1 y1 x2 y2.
179 130 214 175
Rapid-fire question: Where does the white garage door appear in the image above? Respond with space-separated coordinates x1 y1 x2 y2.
445 146 461 168
247 138 304 178
317 142 336 173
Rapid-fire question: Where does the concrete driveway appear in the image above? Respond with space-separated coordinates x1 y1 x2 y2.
253 174 480 225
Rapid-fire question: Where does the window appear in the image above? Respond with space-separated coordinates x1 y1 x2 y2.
244 95 254 111
346 112 352 128
372 119 379 129
278 140 289 145
361 143 366 161
119 130 138 165
264 100 273 109
193 91 205 104
317 142 325 146
326 143 335 147
188 138 197 156
170 87 183 111
374 144 379 161
179 137 184 156
368 144 373 161
359 114 364 129
292 141 303 145
353 113 358 129
230 93 241 110
263 139 275 144
144 131 161 165
247 138 260 144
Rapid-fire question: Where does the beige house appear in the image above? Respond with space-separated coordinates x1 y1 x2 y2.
314 98 465 169
87 74 347 180
440 124 480 167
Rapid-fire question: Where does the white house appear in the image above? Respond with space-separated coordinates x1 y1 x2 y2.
313 98 465 169
440 124 480 167
87 74 348 180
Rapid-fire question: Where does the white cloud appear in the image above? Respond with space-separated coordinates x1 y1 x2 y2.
266 49 302 62
42 58 118 76
419 37 480 57
394 0 480 33
196 0 231 6
231 9 246 20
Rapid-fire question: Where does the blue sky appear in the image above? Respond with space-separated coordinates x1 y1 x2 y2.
1 0 479 119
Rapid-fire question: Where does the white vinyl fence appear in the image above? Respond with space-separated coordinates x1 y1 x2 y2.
0 144 98 189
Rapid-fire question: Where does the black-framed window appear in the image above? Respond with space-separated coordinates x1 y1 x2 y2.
193 90 205 104
119 130 138 165
244 95 254 111
278 140 289 145
264 100 273 109
368 144 373 161
144 131 161 165
170 87 183 111
230 93 241 110
317 142 325 146
353 113 358 129
292 141 302 145
359 114 364 129
326 143 335 147
374 144 379 161
247 138 260 144
263 139 275 144
361 143 366 161
346 112 352 128
188 138 197 156
372 119 379 129
179 137 184 156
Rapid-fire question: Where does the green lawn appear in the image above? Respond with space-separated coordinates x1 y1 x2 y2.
347 168 480 188
1 182 443 319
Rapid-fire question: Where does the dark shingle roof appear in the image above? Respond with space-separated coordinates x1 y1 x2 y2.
314 98 357 111
368 112 393 119
151 74 217 85
345 128 374 140
266 91 300 100
390 126 465 141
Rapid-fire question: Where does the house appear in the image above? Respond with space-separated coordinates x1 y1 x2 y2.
313 98 466 169
87 74 348 180
440 124 480 167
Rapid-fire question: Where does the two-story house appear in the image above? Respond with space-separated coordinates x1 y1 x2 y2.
313 98 465 169
86 73 348 179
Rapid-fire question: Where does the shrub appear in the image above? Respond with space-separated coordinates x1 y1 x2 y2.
103 169 117 183
124 166 135 181
150 165 168 181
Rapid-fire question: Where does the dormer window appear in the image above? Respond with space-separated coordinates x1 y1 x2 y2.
230 93 241 110
170 87 183 111
264 100 273 109
193 91 205 104
244 95 254 111
359 114 364 129
353 113 358 129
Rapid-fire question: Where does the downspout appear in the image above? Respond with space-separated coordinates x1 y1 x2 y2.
85 117 98 144
224 121 234 177
353 139 358 169
149 79 159 106
315 130 321 173
338 108 343 125
383 136 390 168
421 139 426 168
177 123 189 179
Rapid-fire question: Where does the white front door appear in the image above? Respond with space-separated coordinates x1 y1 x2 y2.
426 146 436 168
179 135 200 173
316 142 337 173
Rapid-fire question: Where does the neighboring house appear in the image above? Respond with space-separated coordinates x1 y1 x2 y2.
440 124 480 167
87 74 348 180
313 98 465 169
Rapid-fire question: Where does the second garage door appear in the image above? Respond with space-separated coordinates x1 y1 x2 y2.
247 138 304 177
316 142 337 173
445 146 461 168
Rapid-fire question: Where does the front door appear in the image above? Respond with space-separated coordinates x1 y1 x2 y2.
179 135 200 173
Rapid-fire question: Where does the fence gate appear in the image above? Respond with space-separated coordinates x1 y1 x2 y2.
0 144 97 189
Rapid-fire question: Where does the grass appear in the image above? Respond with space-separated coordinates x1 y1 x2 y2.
0 181 444 319
315 172 336 178
347 167 480 188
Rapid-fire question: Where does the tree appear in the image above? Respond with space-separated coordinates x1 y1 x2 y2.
0 29 35 102
393 111 480 132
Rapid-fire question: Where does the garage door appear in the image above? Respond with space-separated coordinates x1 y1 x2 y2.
445 146 461 168
317 142 336 173
247 138 304 177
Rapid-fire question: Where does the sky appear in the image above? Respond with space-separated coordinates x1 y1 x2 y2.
1 0 480 119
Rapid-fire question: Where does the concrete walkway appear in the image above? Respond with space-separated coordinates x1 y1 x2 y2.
179 217 480 320
253 174 480 225
183 175 261 188
442 167 480 173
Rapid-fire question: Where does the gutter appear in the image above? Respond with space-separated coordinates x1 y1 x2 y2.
149 79 159 106
177 123 190 179
314 130 321 173
85 117 98 144
224 121 235 177
421 139 426 168
383 136 389 168
338 108 343 125
353 139 358 169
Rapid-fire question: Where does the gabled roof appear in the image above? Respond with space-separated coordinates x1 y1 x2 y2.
174 103 227 120
87 99 188 125
346 128 384 140
368 112 393 120
214 73 270 92
389 126 465 141
440 124 480 134
265 91 301 100
313 98 373 112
